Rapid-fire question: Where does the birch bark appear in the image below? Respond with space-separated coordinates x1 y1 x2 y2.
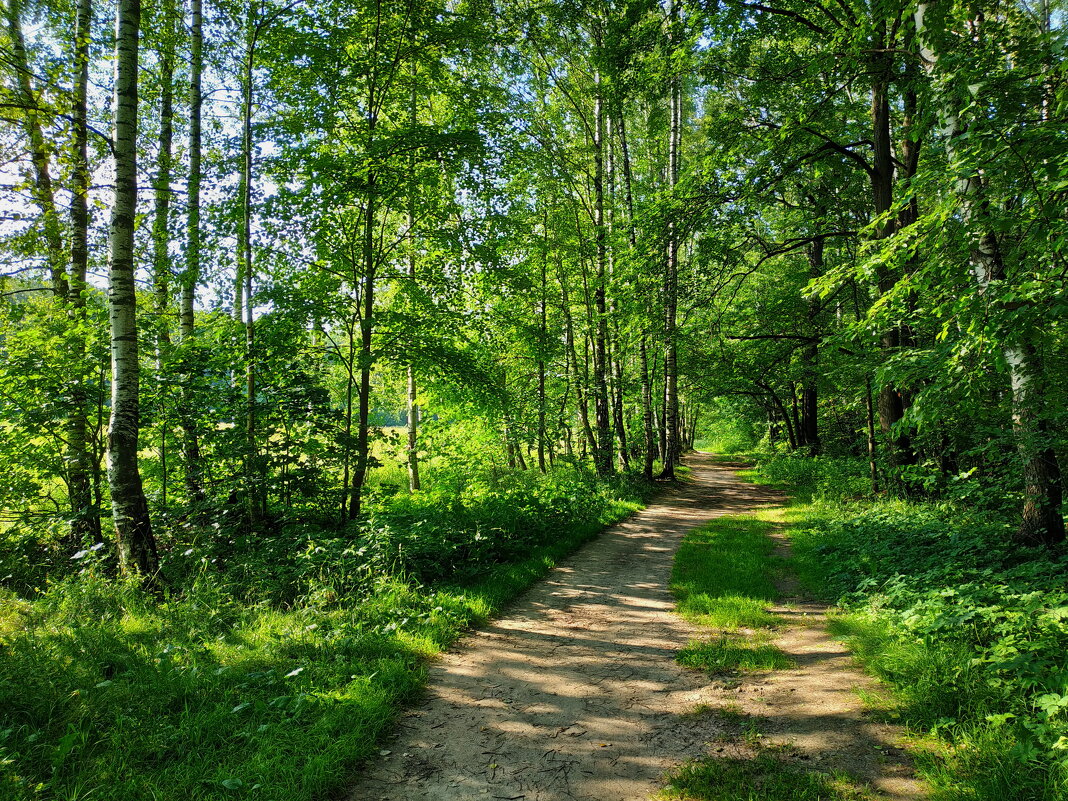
107 0 159 575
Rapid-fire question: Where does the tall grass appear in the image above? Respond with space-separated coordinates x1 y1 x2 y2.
0 466 648 801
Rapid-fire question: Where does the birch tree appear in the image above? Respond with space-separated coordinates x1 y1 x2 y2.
107 0 159 575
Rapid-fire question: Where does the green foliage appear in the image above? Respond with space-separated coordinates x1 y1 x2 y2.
692 399 764 455
753 457 1068 799
0 468 646 801
753 454 871 504
180 465 645 607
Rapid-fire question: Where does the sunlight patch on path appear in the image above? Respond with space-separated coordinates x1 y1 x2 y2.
345 454 773 801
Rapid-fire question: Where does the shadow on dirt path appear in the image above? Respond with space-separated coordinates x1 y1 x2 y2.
728 529 925 799
343 453 920 801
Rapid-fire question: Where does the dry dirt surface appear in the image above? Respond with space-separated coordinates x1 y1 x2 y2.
723 527 926 800
344 453 922 801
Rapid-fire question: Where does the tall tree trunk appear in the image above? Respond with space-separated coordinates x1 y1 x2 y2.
239 16 258 514
679 403 687 453
789 382 802 450
181 0 204 503
537 213 548 474
340 321 356 523
605 114 629 471
9 0 100 542
617 110 652 477
69 0 100 542
661 0 681 478
406 79 421 491
406 366 420 491
151 8 175 510
560 338 574 460
654 348 666 462
152 14 174 345
640 335 655 480
761 383 797 451
591 71 613 476
916 3 1063 544
865 376 879 493
107 0 159 576
558 255 596 455
870 35 916 479
350 159 376 519
801 232 822 454
6 0 67 296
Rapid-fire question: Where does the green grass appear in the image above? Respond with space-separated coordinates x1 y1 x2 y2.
670 510 791 676
660 754 873 801
739 452 1068 801
678 633 795 673
0 476 646 801
671 516 782 630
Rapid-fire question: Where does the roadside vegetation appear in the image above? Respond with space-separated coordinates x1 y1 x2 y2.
702 443 1068 801
0 462 649 801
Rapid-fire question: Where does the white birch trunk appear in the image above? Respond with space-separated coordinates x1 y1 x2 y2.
107 0 158 576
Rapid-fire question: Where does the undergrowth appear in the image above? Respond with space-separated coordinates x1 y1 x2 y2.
744 451 1068 801
0 466 648 801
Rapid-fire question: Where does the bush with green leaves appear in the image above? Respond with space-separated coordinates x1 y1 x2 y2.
754 453 870 503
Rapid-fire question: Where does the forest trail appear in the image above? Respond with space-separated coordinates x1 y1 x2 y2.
344 454 921 801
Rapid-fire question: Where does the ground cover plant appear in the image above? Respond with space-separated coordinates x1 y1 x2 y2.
742 452 1068 801
0 466 647 801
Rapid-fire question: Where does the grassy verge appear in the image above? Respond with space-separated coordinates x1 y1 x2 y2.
736 452 1068 801
0 472 647 801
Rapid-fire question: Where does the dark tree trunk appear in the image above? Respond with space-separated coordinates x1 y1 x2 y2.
69 0 100 543
801 234 823 454
181 0 205 504
592 71 613 476
871 44 917 479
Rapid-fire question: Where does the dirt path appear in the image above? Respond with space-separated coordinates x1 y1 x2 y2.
345 454 920 801
720 525 925 799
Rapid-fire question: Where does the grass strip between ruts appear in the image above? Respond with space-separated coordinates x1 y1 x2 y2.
663 461 878 800
670 510 792 673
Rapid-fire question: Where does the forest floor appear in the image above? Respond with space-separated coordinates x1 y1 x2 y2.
343 453 923 801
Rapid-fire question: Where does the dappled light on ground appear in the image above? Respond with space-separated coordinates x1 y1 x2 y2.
346 454 777 800
345 454 921 801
